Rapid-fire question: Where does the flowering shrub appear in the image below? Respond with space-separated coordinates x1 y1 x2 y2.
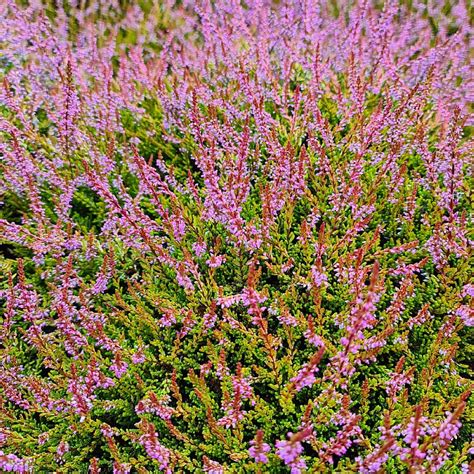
0 0 473 472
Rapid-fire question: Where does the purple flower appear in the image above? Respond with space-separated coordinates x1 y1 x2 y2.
206 254 226 268
56 441 69 460
249 430 271 463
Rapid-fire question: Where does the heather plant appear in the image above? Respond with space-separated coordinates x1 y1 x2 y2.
0 0 473 473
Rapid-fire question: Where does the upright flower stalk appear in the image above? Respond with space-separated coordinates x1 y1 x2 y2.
0 0 471 472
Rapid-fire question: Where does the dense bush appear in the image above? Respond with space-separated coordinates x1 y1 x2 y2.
0 1 473 472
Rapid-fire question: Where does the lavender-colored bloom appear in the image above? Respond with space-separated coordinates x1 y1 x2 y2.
0 0 471 471
276 436 303 464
